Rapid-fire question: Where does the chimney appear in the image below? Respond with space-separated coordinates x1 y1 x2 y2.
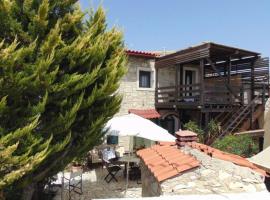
175 130 198 148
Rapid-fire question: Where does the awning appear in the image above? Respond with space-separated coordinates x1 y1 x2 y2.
249 146 270 173
128 109 160 119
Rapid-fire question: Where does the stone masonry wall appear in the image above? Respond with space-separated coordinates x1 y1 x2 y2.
160 146 266 196
158 66 175 88
263 98 270 149
117 56 155 116
140 146 266 197
140 161 162 197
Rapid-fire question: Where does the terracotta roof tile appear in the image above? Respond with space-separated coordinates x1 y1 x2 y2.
158 141 176 146
128 109 160 119
175 161 200 172
156 169 179 182
185 142 268 177
137 145 200 182
125 50 158 58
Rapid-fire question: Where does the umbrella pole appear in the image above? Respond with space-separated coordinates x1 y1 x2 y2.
125 160 129 194
125 136 132 194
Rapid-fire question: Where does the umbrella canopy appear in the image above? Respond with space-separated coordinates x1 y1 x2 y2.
105 113 176 142
249 146 270 173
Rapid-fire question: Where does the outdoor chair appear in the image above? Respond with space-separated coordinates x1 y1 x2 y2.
128 165 141 184
103 160 122 183
63 171 83 200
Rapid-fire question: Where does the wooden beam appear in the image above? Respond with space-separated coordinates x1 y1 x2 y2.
234 129 264 137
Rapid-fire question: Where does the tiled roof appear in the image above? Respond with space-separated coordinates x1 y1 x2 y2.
128 109 161 119
158 141 176 146
137 144 200 182
125 50 158 58
186 142 268 177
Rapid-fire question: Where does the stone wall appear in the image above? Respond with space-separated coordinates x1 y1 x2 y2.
116 56 155 152
263 98 270 149
117 56 155 116
140 146 266 197
140 161 162 197
160 147 266 196
158 66 175 87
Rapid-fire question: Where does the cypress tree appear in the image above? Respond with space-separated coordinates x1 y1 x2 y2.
0 0 126 198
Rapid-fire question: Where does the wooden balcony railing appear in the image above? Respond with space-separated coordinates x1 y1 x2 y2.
156 83 244 107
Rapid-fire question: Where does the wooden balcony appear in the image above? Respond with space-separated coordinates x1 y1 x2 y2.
155 83 244 109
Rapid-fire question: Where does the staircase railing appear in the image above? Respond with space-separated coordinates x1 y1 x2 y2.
217 95 260 139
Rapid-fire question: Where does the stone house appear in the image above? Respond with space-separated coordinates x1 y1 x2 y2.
113 43 270 150
137 130 268 197
117 50 157 116
114 50 159 151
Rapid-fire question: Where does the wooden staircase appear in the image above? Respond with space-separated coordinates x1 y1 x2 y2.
217 96 262 139
213 82 270 141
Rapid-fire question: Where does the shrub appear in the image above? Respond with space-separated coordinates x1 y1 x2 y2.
212 134 259 157
183 121 204 142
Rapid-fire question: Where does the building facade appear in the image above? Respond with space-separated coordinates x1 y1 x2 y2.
115 43 269 149
117 51 156 116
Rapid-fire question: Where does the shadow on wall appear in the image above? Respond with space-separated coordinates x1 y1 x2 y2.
265 175 270 192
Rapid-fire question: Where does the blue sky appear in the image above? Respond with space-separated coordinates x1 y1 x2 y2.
79 0 270 57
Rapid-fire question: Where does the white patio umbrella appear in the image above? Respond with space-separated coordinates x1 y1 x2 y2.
104 113 176 142
104 113 176 193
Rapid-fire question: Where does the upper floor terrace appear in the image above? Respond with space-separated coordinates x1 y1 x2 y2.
155 42 269 111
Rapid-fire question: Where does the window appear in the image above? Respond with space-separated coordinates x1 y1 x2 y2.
137 66 155 90
107 135 118 145
139 70 151 88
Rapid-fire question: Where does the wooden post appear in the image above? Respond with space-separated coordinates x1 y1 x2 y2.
155 67 159 105
200 59 205 106
179 65 183 99
240 86 244 105
262 83 266 108
259 137 264 151
175 65 179 103
251 60 255 101
204 112 209 143
227 57 231 85
227 58 232 103
250 103 254 130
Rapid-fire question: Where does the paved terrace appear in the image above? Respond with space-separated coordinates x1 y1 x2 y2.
53 167 141 200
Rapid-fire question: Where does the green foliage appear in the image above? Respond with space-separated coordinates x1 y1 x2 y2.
183 121 204 142
205 119 220 144
0 0 126 198
212 135 259 157
183 120 221 144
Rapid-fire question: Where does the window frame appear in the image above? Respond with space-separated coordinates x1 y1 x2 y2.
137 67 155 91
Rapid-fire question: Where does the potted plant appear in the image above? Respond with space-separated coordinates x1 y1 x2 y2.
71 157 85 172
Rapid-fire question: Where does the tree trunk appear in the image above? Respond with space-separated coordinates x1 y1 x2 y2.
0 190 5 200
22 183 36 200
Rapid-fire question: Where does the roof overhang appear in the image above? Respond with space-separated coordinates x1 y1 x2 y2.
156 42 261 68
128 109 161 119
125 50 158 58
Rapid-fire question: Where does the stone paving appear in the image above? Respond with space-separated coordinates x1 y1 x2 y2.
53 167 142 200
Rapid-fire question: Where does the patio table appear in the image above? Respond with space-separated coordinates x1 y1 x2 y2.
113 155 140 179
117 155 140 164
